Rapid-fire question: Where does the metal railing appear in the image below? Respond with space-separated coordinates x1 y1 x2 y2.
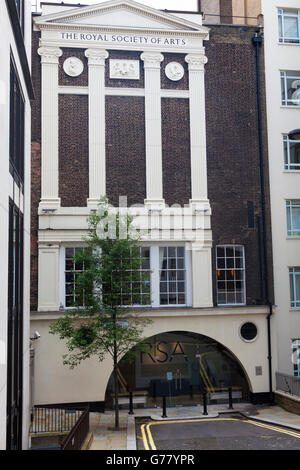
61 408 90 450
31 406 84 434
276 372 300 397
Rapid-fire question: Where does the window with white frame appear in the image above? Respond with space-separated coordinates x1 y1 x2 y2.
61 245 191 308
289 267 300 308
286 200 300 237
281 71 300 106
65 247 88 307
119 246 151 306
283 135 300 170
216 246 246 306
159 246 185 305
292 339 300 377
278 9 300 44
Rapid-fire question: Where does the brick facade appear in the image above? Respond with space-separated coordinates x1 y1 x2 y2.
31 31 41 311
220 0 233 23
58 94 89 207
30 25 273 309
162 98 191 206
105 95 146 206
205 25 273 305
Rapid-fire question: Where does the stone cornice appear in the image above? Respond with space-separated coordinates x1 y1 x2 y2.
36 22 209 39
34 0 210 36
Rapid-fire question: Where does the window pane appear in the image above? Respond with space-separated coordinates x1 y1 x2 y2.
159 246 186 305
278 15 283 39
66 247 74 259
216 246 245 305
281 72 300 106
290 141 300 167
284 16 299 39
296 274 300 303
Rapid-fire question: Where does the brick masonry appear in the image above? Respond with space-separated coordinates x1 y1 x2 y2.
30 25 273 309
162 98 191 206
205 25 273 305
58 94 89 207
31 31 41 311
220 0 233 23
275 391 300 415
105 95 146 207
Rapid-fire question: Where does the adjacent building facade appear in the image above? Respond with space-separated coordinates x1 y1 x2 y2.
30 0 274 411
0 0 33 450
262 0 300 385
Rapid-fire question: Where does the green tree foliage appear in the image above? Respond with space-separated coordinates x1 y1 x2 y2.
50 197 152 429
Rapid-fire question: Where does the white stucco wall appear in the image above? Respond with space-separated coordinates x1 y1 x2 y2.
0 0 32 451
262 0 300 377
31 308 271 405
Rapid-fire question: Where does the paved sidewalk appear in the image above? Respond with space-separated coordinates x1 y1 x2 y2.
89 403 300 450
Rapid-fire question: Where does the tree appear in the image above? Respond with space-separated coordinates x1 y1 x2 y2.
50 197 152 429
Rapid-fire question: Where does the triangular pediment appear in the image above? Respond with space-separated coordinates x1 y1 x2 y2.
35 0 209 34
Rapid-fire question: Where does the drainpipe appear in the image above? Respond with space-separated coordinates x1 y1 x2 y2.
252 31 274 403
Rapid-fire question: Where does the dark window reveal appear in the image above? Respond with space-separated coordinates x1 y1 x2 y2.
15 0 25 35
9 57 25 188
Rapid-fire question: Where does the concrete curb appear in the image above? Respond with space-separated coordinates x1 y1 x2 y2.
247 415 300 432
127 415 137 450
148 413 219 421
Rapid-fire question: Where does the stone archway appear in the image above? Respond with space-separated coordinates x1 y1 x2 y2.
105 330 252 408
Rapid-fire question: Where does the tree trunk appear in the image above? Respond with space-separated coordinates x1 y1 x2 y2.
113 313 119 429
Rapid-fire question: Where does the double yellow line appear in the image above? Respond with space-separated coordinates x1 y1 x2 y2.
141 417 300 450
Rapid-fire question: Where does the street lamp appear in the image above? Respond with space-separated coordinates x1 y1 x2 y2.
288 129 300 140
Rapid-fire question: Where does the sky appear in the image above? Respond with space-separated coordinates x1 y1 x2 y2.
34 0 199 12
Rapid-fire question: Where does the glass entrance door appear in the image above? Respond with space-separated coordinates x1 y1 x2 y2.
106 331 250 409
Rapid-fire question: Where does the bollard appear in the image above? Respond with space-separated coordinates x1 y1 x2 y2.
162 395 167 418
202 390 208 416
190 384 193 399
228 386 233 410
128 391 134 415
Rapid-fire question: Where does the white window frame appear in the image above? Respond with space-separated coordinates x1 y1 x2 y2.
60 244 87 309
216 245 246 307
292 339 300 377
278 9 300 44
286 200 300 237
283 134 300 170
60 244 192 309
280 71 300 107
289 267 300 309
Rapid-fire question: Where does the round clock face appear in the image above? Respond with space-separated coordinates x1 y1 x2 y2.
165 62 185 82
63 57 84 77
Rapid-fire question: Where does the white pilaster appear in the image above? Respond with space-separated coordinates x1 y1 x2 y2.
141 52 164 208
185 52 209 204
85 49 109 207
38 46 62 208
38 244 60 311
191 242 213 308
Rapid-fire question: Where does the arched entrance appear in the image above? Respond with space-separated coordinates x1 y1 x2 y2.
105 331 251 408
